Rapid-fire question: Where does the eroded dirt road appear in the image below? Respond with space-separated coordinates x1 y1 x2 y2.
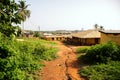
40 41 85 80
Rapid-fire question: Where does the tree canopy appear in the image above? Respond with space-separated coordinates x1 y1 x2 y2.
17 0 31 31
94 24 104 30
0 0 30 37
18 0 30 22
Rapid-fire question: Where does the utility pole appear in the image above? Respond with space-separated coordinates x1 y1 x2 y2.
38 26 40 32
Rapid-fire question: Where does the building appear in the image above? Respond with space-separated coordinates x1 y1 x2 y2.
43 35 68 41
71 30 101 45
43 33 53 36
99 30 120 45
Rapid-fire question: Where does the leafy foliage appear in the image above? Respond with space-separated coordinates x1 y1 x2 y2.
0 34 57 79
17 0 31 22
33 32 40 37
0 0 30 37
0 34 26 79
79 61 120 80
33 45 57 60
0 0 21 24
76 47 89 53
83 42 120 64
79 42 120 80
0 23 16 37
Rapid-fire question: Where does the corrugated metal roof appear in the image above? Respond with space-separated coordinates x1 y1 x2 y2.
99 30 120 34
71 30 100 38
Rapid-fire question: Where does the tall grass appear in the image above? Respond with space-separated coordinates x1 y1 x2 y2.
0 34 58 80
79 61 120 80
78 42 120 80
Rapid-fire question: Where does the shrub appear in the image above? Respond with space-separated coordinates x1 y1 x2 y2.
0 39 26 79
0 34 57 79
33 32 40 37
32 45 57 61
79 42 120 80
84 42 120 64
79 61 120 80
0 23 16 37
76 47 89 53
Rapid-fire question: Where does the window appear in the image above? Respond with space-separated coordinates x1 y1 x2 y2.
52 38 54 40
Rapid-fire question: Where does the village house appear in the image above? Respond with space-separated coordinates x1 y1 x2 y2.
99 30 120 45
42 29 120 46
42 31 71 41
43 35 68 41
23 30 34 37
71 30 101 45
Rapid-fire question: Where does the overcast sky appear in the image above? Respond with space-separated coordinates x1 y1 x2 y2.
18 0 120 31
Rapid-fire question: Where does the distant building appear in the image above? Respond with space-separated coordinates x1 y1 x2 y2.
71 30 101 45
42 31 71 41
43 35 67 41
43 33 53 36
99 30 120 45
23 30 33 37
23 32 29 37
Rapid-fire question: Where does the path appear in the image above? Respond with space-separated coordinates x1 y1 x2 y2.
40 41 85 80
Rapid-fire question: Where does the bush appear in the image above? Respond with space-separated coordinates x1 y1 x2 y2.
33 45 57 60
79 61 120 80
0 34 58 79
79 42 120 80
33 32 40 37
0 38 26 79
0 23 16 37
83 42 120 64
76 47 89 53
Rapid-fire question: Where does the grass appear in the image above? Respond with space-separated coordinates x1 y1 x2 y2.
0 36 58 80
77 42 120 80
76 46 90 53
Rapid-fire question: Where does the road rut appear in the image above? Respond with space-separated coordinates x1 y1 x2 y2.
40 41 85 80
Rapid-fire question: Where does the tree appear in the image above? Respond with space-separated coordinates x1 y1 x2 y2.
18 0 31 31
0 0 30 37
94 24 99 30
33 31 40 37
100 26 104 30
0 0 22 24
0 0 23 37
94 24 105 31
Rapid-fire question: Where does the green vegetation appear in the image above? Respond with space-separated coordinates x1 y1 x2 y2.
0 0 58 79
76 46 89 53
0 34 58 79
17 0 31 30
79 61 120 80
0 0 30 37
33 32 43 39
0 0 21 36
78 42 120 80
84 42 120 64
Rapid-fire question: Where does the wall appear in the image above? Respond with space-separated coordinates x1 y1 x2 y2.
100 33 120 45
44 37 66 41
71 37 100 45
86 38 100 45
72 37 81 45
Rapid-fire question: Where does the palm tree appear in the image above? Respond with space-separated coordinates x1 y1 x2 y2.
18 0 30 32
100 26 104 30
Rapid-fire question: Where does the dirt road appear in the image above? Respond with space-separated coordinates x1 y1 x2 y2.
40 41 85 80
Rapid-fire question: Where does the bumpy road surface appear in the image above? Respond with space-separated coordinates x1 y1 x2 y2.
39 41 85 80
